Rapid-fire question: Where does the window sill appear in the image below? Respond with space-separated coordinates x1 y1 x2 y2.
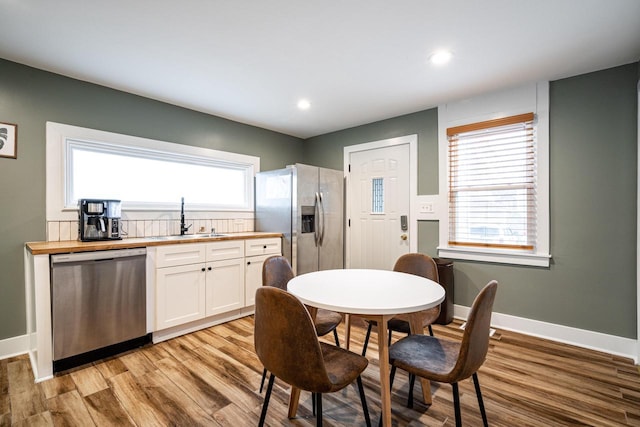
437 246 551 267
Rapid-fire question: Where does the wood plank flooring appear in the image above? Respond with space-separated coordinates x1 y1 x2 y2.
1 317 639 426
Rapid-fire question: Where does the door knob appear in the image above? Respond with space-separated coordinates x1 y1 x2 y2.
401 234 408 240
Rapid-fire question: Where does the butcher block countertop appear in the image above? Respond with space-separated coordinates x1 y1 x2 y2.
25 232 283 255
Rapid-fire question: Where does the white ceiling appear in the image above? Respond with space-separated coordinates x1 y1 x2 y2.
1 1 639 139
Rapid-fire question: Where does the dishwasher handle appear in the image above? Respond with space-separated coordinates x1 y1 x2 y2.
51 248 147 265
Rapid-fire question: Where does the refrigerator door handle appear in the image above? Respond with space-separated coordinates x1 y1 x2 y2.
314 192 321 246
319 192 326 245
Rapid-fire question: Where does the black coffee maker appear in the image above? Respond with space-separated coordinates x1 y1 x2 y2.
78 199 122 241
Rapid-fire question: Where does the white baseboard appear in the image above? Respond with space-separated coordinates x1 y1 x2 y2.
454 304 638 364
0 333 28 361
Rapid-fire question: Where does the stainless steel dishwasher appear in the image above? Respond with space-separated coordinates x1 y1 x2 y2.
51 248 149 371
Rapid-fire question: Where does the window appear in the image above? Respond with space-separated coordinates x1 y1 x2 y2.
437 82 550 267
66 139 252 210
447 113 536 250
46 122 259 221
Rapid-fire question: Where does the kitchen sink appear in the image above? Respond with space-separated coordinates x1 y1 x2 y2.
149 233 228 240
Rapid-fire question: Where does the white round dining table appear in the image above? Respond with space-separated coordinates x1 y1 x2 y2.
287 268 445 427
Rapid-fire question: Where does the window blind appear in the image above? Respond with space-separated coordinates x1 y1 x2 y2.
447 113 536 250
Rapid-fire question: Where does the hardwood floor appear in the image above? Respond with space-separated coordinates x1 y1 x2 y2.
1 317 639 426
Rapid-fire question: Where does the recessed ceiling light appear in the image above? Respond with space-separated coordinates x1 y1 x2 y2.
297 99 311 110
429 50 453 66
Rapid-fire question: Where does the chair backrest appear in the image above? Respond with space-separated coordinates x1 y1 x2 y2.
451 280 498 381
254 286 334 392
262 255 294 290
393 253 439 283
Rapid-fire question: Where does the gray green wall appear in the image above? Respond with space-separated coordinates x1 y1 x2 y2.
0 58 304 341
305 63 639 339
0 57 637 343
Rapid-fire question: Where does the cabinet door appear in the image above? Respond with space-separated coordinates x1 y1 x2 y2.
245 254 271 306
156 264 206 330
205 258 244 316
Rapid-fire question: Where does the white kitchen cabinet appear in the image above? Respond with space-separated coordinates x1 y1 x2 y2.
244 238 282 306
156 241 245 330
155 238 280 331
205 257 245 316
156 262 207 330
245 254 272 307
204 240 246 316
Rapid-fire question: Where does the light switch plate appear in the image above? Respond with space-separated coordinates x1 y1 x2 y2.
415 194 441 220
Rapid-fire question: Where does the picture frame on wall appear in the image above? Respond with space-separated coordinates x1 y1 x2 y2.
0 122 17 159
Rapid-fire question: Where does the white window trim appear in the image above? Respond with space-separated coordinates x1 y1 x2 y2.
437 82 551 267
46 122 260 222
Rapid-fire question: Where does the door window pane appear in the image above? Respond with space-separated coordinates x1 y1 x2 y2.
372 177 384 213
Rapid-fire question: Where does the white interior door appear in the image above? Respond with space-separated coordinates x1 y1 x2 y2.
347 143 411 270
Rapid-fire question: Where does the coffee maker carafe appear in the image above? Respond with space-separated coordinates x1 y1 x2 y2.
78 199 122 241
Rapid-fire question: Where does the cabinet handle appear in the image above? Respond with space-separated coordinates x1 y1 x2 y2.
201 267 206 272
208 266 212 271
247 261 251 265
263 245 267 249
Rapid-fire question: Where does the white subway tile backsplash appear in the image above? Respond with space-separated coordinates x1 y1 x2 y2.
45 216 255 241
47 222 60 242
59 222 71 241
136 221 146 238
159 220 168 236
120 220 130 238
144 220 153 238
70 222 79 240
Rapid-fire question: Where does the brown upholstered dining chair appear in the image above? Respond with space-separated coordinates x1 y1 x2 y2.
259 255 343 393
255 286 371 426
388 280 498 427
361 253 441 356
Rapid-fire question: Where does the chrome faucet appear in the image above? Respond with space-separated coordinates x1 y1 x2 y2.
180 197 192 235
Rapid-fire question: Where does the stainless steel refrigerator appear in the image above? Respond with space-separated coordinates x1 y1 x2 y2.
255 163 344 275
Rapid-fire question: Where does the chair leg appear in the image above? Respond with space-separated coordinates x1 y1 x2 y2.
312 392 316 415
428 324 434 336
388 330 392 346
390 365 397 388
356 375 372 427
333 329 340 347
315 392 323 427
407 373 416 409
452 382 462 427
362 323 373 356
258 373 275 427
473 373 489 427
259 368 267 393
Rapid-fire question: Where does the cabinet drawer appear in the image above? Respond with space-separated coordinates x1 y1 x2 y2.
245 238 281 257
156 243 206 268
206 240 245 262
